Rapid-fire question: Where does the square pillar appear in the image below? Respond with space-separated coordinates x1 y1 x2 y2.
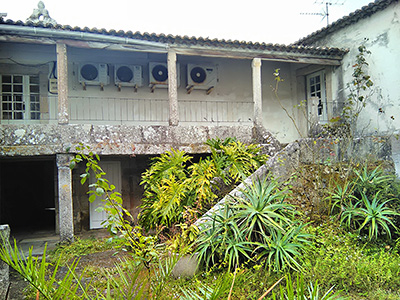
56 43 69 124
168 50 179 126
0 225 9 299
252 58 262 127
56 154 74 242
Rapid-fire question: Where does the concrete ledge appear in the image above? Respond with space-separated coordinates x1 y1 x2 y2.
0 124 262 156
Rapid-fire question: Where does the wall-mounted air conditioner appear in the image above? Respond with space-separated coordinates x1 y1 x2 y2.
78 63 110 85
187 64 218 90
149 62 180 88
114 64 143 87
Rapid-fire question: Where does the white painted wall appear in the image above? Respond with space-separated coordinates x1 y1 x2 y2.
308 1 400 136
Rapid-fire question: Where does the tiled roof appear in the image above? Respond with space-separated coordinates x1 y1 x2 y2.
0 18 346 58
294 0 398 45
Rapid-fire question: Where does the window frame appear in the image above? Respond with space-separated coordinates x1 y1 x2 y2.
1 74 41 122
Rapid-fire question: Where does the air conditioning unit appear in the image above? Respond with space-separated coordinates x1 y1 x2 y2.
78 63 110 85
114 64 143 87
149 62 180 88
187 64 218 90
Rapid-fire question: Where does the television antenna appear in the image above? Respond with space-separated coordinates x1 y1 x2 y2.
301 1 344 26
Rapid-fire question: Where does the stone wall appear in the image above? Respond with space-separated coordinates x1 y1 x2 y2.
0 124 268 156
195 136 393 227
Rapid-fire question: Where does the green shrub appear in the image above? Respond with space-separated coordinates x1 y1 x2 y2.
139 138 268 231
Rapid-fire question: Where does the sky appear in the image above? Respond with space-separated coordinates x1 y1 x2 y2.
1 0 374 44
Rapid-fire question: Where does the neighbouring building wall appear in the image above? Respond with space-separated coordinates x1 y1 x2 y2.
307 1 400 135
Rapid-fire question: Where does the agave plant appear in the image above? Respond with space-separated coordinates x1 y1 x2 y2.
255 224 310 272
353 165 393 198
340 192 398 240
329 181 357 215
233 178 295 244
356 192 398 239
195 203 252 272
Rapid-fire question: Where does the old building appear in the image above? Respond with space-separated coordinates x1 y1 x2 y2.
295 0 400 136
0 3 347 241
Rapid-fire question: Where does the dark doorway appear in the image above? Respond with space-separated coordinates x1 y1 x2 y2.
0 159 56 232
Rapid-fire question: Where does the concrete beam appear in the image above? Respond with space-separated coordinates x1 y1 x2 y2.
252 58 262 127
56 154 74 242
56 43 69 124
168 50 179 126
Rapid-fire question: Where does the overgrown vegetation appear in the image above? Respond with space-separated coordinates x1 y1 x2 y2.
2 45 400 299
139 137 268 232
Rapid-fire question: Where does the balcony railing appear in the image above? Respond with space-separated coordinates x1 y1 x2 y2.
1 96 253 126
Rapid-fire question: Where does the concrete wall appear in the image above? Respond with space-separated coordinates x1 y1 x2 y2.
309 1 400 135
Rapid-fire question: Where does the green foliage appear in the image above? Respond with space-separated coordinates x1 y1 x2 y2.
255 224 310 272
49 237 115 264
234 178 293 243
195 178 310 273
139 137 268 231
195 204 252 272
330 165 399 240
71 144 159 269
273 273 347 300
0 235 90 299
179 272 233 300
341 192 398 240
342 43 374 135
302 224 400 296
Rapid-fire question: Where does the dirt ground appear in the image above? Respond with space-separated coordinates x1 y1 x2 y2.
6 229 128 299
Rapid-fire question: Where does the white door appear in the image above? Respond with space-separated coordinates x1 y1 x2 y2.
306 70 328 124
89 161 121 229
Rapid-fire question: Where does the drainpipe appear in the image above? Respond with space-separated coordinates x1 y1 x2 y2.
0 25 168 51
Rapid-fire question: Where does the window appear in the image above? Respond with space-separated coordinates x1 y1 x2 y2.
1 75 40 120
306 71 327 123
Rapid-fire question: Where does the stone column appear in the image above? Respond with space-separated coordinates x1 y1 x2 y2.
252 58 262 127
0 225 9 299
168 50 179 126
56 42 69 124
56 154 74 243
